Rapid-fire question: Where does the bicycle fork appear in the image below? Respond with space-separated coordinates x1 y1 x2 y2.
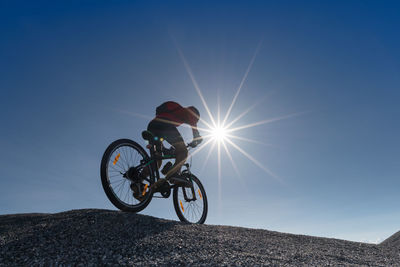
182 163 197 202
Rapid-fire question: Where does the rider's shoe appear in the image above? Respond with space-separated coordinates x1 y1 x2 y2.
131 171 149 201
168 173 191 187
161 162 173 175
131 183 146 201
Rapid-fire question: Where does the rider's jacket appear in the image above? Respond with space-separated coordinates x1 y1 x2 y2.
155 101 198 127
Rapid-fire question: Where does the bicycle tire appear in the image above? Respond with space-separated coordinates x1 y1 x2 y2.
100 139 153 212
173 174 208 224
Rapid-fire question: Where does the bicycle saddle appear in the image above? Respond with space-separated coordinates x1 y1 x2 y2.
142 130 164 144
142 130 154 141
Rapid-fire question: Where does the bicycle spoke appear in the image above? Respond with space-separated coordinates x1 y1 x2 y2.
122 181 129 202
194 200 203 210
125 146 131 167
115 179 125 196
188 203 195 221
120 148 129 170
118 147 126 170
110 179 124 185
109 173 123 178
133 152 138 167
109 170 123 175
109 165 123 173
176 179 205 223
101 139 155 213
128 147 133 166
125 186 130 204
117 148 128 170
193 204 199 221
193 202 202 218
191 204 197 222
112 181 124 193
113 158 126 173
122 147 130 168
128 147 136 167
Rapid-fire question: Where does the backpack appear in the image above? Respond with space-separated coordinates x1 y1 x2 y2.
156 101 181 115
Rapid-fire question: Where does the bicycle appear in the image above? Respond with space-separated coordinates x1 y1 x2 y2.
100 130 208 224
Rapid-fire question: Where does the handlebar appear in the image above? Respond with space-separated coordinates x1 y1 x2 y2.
187 142 197 148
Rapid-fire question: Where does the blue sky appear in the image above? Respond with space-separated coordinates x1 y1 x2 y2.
1 0 399 243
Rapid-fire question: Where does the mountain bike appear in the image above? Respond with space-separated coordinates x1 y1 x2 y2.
100 130 208 224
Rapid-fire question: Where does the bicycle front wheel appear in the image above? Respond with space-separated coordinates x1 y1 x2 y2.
173 174 208 224
100 139 153 212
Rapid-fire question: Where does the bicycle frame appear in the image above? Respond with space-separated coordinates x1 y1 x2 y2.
147 142 176 184
138 141 197 201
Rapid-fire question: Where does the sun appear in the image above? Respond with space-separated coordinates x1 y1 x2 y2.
169 38 303 184
123 39 302 187
211 125 228 142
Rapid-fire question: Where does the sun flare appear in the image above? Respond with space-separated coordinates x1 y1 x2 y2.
122 39 303 197
172 39 288 184
211 125 228 142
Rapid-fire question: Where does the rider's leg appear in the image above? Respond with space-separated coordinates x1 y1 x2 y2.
140 159 161 178
140 119 165 179
165 141 188 180
147 119 189 186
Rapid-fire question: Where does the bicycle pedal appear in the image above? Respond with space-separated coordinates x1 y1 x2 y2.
169 176 191 188
161 162 173 175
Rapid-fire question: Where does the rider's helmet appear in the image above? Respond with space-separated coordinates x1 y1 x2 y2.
188 106 200 121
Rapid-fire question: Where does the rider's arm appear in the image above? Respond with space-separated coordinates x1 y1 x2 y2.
191 125 203 146
192 127 200 139
185 107 202 146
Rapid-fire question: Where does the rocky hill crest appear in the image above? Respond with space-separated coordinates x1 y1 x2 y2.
0 209 399 266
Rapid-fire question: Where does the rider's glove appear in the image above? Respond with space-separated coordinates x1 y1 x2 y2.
191 135 203 148
190 128 202 148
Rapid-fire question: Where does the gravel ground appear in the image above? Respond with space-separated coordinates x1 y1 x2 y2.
0 209 399 266
380 231 400 248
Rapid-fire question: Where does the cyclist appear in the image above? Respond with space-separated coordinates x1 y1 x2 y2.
136 101 203 196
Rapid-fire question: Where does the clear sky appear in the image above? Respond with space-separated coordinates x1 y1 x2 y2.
1 0 399 244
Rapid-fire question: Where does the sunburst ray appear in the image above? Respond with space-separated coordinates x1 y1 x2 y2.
227 111 307 133
221 140 244 186
217 141 222 200
200 140 217 174
225 134 275 147
225 138 281 183
223 96 268 129
173 38 217 128
222 41 262 126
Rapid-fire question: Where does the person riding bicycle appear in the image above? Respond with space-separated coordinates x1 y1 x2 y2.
137 101 203 196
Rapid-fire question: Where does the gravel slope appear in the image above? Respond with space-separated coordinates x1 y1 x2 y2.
0 209 399 266
380 231 400 248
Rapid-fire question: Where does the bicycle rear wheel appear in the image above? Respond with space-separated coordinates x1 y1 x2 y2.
173 174 208 224
100 139 153 212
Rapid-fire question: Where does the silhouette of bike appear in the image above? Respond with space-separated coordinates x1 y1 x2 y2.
100 130 208 224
